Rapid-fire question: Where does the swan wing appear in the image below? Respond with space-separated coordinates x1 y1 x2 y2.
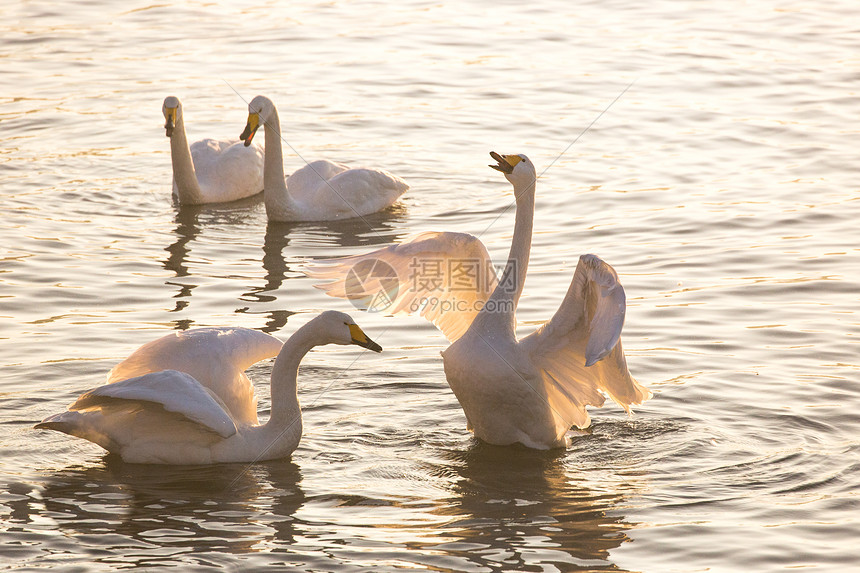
306 231 497 342
107 327 283 425
326 166 408 212
519 254 650 429
287 160 408 220
45 370 238 439
191 138 264 202
286 159 350 192
541 253 627 367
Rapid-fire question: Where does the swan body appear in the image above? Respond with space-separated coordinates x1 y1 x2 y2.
309 152 650 449
36 312 382 464
163 96 264 205
240 95 408 221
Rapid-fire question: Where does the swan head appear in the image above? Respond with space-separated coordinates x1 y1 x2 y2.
489 152 536 193
310 310 382 352
240 95 276 147
162 96 182 138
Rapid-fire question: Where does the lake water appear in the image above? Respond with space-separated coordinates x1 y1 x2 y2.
1 0 858 570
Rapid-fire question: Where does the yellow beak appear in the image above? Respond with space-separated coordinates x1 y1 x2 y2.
348 323 382 352
240 113 260 147
164 108 177 137
489 151 522 174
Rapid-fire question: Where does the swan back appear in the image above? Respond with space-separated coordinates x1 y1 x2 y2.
108 327 283 425
284 160 409 221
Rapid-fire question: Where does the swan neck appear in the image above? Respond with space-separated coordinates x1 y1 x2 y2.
262 109 296 216
477 184 535 333
240 325 321 462
169 112 205 204
268 327 315 424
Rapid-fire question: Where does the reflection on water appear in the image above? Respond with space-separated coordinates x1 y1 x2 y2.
163 206 201 280
160 201 408 333
9 457 303 567
163 196 265 279
161 198 264 331
4 0 859 569
4 443 634 572
271 203 410 252
162 206 200 327
420 443 636 572
239 205 409 332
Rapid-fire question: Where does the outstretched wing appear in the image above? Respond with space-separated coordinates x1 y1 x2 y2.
107 327 283 425
38 369 238 439
519 254 651 429
305 231 497 343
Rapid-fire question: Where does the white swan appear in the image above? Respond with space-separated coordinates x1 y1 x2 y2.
35 311 382 464
162 96 264 205
309 152 651 449
239 95 408 222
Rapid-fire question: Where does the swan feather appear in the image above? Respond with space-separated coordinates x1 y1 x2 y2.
307 230 496 342
307 153 651 449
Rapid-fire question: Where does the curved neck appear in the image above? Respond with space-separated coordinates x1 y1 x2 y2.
473 182 536 336
267 323 318 426
262 109 296 217
241 322 325 462
169 112 205 204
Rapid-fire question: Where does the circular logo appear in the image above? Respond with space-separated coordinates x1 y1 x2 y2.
343 258 399 313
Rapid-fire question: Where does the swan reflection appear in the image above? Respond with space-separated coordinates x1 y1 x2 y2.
161 201 406 334
239 206 408 333
163 197 263 278
421 442 638 572
161 199 262 330
29 456 304 564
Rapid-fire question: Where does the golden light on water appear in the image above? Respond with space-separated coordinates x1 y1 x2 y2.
1 0 859 570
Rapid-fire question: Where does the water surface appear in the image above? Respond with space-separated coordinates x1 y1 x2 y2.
2 1 859 571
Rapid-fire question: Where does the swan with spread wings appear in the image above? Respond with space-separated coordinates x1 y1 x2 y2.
308 152 651 449
36 312 382 464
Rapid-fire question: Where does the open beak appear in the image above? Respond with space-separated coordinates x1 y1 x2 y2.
240 113 260 147
348 323 383 353
164 109 176 137
489 151 520 174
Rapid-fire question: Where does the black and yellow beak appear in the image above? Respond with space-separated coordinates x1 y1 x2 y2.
240 113 260 147
348 323 383 353
164 108 176 137
489 151 522 174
